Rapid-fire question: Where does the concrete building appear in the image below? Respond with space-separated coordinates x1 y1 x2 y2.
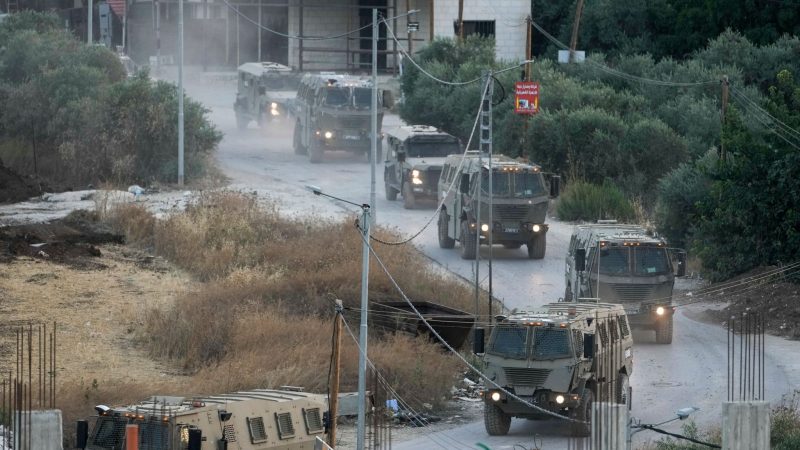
118 0 531 71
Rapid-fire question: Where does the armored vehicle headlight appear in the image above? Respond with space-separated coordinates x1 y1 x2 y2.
481 223 490 232
490 392 501 402
656 306 665 315
532 224 541 232
271 102 278 109
324 131 334 139
411 169 420 177
555 395 565 404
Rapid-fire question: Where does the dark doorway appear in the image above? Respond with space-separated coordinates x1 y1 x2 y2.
358 0 387 71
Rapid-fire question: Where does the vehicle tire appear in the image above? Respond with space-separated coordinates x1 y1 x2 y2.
385 180 398 201
527 232 546 259
571 388 593 437
483 403 511 436
564 284 573 302
293 121 307 155
309 141 323 164
655 316 673 344
402 182 416 209
236 113 247 131
461 221 477 260
502 242 522 249
615 373 630 407
438 211 455 249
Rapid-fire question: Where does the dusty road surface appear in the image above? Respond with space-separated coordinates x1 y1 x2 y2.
166 71 800 448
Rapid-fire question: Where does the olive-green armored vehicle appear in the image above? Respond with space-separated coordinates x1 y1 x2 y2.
292 73 388 163
81 388 332 450
383 125 460 209
564 222 686 344
479 302 633 436
437 152 559 259
234 62 300 130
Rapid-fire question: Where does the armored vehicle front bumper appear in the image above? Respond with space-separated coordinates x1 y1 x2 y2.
626 303 674 329
483 388 580 418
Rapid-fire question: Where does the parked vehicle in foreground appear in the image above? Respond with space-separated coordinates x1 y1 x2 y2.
478 302 633 436
437 152 560 259
564 222 687 344
383 125 460 209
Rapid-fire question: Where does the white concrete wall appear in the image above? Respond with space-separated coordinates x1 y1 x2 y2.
432 0 528 61
288 0 353 70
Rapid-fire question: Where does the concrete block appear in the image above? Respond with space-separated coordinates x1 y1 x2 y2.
722 401 770 450
15 410 63 450
591 402 629 450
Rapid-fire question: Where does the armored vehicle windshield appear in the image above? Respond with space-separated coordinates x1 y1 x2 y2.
480 169 547 198
488 324 573 360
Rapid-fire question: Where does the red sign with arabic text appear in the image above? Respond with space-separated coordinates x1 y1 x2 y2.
514 82 540 115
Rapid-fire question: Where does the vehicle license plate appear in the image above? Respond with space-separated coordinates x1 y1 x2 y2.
344 134 360 140
504 228 519 233
624 307 639 315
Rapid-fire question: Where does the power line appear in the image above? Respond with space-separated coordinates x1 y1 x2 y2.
729 88 800 151
529 20 718 88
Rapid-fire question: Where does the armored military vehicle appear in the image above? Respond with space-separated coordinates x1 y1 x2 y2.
80 388 330 450
478 302 633 436
437 152 559 260
234 62 299 130
383 125 461 209
564 222 686 344
292 73 388 163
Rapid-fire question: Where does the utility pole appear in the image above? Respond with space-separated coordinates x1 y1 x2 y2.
569 0 585 63
178 0 185 185
721 75 729 160
327 300 343 448
154 0 161 75
480 70 494 322
356 202 371 450
525 15 532 80
406 0 413 55
87 0 93 44
370 8 378 225
457 0 464 41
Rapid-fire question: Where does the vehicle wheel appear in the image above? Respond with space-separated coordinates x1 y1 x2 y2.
402 182 416 209
236 113 247 131
438 211 455 249
460 221 477 260
655 316 673 344
385 180 398 201
309 141 323 164
483 403 511 436
527 232 546 259
571 389 593 437
615 373 630 407
564 284 573 302
502 242 522 249
293 122 307 155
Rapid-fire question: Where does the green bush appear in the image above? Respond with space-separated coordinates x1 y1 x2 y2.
556 179 635 222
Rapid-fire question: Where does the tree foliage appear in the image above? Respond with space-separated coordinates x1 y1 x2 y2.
0 12 220 186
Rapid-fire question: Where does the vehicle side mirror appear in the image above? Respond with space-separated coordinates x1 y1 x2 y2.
583 333 595 359
550 175 561 198
473 328 485 354
382 90 394 109
674 249 687 277
397 150 406 162
460 173 470 194
575 248 586 272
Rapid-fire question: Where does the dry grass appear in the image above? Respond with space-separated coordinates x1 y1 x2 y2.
104 191 475 412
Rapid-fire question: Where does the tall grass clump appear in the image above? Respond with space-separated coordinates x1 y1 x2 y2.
556 180 636 222
106 191 475 410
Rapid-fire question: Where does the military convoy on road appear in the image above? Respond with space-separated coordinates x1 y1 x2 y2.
437 152 560 260
383 125 461 209
234 62 300 130
292 73 388 163
564 222 686 344
478 302 633 436
80 388 331 450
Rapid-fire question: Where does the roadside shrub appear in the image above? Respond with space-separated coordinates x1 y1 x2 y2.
107 203 156 248
556 180 635 222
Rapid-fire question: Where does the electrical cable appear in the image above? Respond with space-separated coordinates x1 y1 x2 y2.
340 317 474 449
529 21 718 88
355 222 587 424
729 89 800 151
634 424 721 448
729 86 800 140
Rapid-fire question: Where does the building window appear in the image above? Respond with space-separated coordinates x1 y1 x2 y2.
454 20 495 38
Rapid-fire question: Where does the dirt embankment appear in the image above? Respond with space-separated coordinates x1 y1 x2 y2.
0 159 45 204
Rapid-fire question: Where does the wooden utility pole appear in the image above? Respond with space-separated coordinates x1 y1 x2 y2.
457 0 464 41
569 0 585 63
525 15 532 80
406 0 413 55
327 300 344 448
721 75 729 160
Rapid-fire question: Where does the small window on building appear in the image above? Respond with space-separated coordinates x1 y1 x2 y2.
303 408 324 434
246 417 267 444
454 20 496 38
275 412 295 440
